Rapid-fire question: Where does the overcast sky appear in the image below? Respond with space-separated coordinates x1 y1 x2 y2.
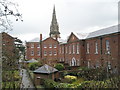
8 0 119 41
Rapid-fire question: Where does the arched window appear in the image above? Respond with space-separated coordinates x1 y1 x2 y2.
72 57 77 66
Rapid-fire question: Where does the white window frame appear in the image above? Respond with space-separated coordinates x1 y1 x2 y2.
87 43 90 54
54 51 57 55
69 45 71 54
76 44 79 54
49 51 52 56
44 51 47 56
106 40 110 54
54 44 57 48
95 42 98 54
31 51 34 56
73 44 75 54
49 44 52 48
62 46 64 54
37 51 40 56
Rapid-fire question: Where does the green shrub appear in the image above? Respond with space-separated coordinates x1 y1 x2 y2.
28 62 41 70
55 83 72 88
54 63 64 71
14 71 20 81
76 77 120 88
72 78 84 85
41 79 58 88
64 75 77 83
77 68 106 81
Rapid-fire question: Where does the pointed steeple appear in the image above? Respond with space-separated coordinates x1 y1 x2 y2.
49 5 60 40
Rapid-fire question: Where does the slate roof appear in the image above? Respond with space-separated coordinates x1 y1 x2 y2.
26 58 38 63
28 37 47 42
29 37 40 42
58 38 67 44
74 33 89 39
86 25 119 39
33 64 58 74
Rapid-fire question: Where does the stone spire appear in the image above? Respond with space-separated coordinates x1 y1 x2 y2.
49 5 60 40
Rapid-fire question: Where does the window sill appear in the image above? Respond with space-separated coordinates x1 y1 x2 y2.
94 53 98 55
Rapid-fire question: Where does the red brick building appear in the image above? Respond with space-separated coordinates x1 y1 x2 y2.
58 32 87 68
26 40 40 60
40 36 59 66
58 25 120 74
1 32 15 57
85 25 120 74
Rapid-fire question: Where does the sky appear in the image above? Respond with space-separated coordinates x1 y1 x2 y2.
7 0 119 42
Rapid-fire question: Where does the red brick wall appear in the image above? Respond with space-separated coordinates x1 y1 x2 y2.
41 37 59 66
2 32 15 57
26 42 40 60
58 33 86 67
85 33 119 74
85 37 101 68
34 72 59 85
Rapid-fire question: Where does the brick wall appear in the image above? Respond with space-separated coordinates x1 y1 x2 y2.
26 42 40 60
40 37 59 66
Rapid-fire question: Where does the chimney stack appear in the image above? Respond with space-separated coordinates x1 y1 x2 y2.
40 34 42 41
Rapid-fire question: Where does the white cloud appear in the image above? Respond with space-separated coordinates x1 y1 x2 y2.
9 0 118 41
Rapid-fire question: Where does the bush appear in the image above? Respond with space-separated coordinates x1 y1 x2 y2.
77 68 106 81
41 79 58 88
54 63 64 71
72 78 84 85
64 75 77 83
55 83 72 88
28 62 41 70
76 76 120 88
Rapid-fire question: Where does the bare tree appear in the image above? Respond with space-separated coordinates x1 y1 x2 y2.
0 0 22 32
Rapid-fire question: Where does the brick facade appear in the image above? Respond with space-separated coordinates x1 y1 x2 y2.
26 42 40 60
40 37 59 66
2 32 15 57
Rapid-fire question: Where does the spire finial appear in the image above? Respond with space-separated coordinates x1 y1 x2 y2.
53 4 55 14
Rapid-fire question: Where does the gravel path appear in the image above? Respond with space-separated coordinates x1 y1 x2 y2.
20 69 35 89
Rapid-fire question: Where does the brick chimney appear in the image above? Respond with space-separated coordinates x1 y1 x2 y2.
40 34 42 41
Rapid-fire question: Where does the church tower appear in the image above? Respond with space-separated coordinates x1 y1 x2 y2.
49 5 60 40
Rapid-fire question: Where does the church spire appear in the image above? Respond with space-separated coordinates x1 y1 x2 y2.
49 5 60 40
